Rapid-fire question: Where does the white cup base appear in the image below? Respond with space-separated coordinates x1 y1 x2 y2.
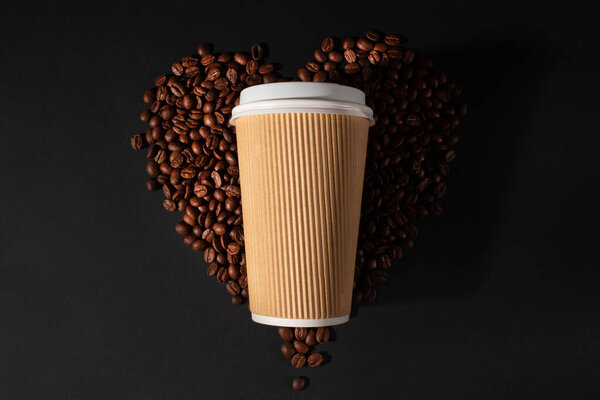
251 313 349 327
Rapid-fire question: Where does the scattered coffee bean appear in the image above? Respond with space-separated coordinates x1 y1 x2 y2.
292 376 307 391
307 352 324 368
291 353 306 368
294 327 308 341
305 330 317 346
293 340 309 355
278 327 294 342
130 133 144 150
316 327 330 344
281 342 296 358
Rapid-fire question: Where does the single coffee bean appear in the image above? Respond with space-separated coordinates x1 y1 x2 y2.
344 49 357 63
213 223 227 236
145 161 159 176
130 134 144 150
203 247 216 263
231 295 244 305
280 342 296 358
216 266 228 282
297 68 311 82
313 49 327 63
250 43 264 60
294 327 308 340
384 34 402 46
356 38 373 51
226 280 240 296
293 340 309 354
328 51 343 62
175 221 191 236
227 264 240 280
291 377 307 391
291 353 306 368
146 178 160 191
162 199 176 212
345 63 360 74
313 71 327 82
154 74 167 86
192 239 208 252
321 37 335 53
206 262 219 277
139 109 152 123
278 327 294 342
307 352 324 367
316 327 330 344
342 37 355 49
305 330 316 346
183 235 195 246
196 43 213 56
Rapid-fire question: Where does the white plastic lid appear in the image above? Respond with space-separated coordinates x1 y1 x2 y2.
230 82 374 125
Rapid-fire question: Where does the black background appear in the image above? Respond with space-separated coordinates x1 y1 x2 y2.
1 1 599 399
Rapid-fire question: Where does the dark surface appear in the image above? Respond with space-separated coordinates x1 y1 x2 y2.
1 1 599 399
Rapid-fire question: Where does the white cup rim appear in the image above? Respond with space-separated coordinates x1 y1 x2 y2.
230 82 374 126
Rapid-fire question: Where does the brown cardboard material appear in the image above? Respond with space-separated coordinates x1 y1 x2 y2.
235 112 369 325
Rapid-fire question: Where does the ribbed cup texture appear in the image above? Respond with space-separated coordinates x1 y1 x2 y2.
236 113 369 321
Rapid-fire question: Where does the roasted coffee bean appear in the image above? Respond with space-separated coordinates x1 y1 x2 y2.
293 340 309 354
203 247 216 263
197 43 213 56
281 342 296 358
297 68 311 82
251 43 264 60
316 327 330 344
345 63 360 74
226 280 240 296
313 70 327 82
162 199 176 212
342 37 355 49
192 239 208 252
291 353 306 368
328 51 343 62
305 330 316 346
180 166 196 179
384 34 402 46
294 327 308 341
146 177 160 191
314 49 328 63
175 221 191 236
356 38 373 51
213 223 227 236
307 352 324 367
145 161 159 176
278 327 294 342
344 49 357 63
216 266 228 282
131 134 144 150
291 377 307 391
321 37 334 53
206 262 219 277
227 264 240 280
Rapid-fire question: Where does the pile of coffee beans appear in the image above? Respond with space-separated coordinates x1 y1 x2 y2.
130 30 465 391
278 327 328 369
131 42 286 307
297 31 466 308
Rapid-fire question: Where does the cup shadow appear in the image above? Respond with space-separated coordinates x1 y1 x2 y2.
355 28 553 308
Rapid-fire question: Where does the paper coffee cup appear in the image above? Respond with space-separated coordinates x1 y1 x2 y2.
231 82 374 327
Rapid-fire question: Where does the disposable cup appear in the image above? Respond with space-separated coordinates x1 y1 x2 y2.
231 82 373 327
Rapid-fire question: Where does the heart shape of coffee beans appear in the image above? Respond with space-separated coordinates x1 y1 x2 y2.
131 29 466 390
